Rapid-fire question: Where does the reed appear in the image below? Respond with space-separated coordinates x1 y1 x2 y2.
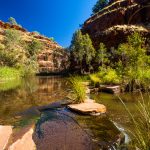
118 92 150 149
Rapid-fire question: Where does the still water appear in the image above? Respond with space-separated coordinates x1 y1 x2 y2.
0 76 148 148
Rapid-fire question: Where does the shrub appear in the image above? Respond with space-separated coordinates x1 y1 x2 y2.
27 39 43 56
89 74 101 87
5 29 22 47
49 37 55 42
92 0 109 15
116 32 148 90
68 76 86 103
0 67 20 81
8 17 22 27
0 50 18 67
102 68 121 85
19 60 38 77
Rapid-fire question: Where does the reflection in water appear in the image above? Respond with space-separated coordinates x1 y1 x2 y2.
0 76 68 125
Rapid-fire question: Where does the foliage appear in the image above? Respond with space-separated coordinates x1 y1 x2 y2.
5 29 22 47
0 67 20 81
0 29 26 67
102 68 121 85
0 43 5 50
33 31 40 35
27 39 43 57
19 61 38 78
119 93 150 150
83 34 95 67
70 30 95 73
89 74 101 86
8 17 18 25
68 76 86 103
8 17 22 27
95 43 109 68
49 37 55 42
0 28 44 76
70 30 84 66
89 68 121 86
0 49 21 67
116 32 149 90
92 0 109 14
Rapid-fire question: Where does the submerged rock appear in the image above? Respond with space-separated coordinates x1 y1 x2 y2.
32 109 125 150
33 110 96 150
99 85 121 94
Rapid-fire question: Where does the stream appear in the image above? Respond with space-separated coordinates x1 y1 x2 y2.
0 76 148 149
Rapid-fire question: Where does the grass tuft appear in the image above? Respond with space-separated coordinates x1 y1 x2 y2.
118 92 150 149
68 76 86 103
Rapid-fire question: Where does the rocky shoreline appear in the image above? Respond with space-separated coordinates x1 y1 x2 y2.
0 99 127 150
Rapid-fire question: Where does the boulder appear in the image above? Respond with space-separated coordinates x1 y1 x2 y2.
0 125 12 150
99 85 121 94
8 128 35 150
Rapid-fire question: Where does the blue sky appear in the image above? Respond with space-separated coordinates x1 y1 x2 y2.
0 0 97 47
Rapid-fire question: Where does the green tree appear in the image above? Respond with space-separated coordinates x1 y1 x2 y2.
117 32 148 90
8 17 18 25
70 30 95 73
95 43 108 69
8 17 22 27
70 30 84 72
92 0 109 14
82 34 95 72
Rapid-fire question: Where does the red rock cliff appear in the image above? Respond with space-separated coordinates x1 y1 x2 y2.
0 21 69 74
82 0 150 49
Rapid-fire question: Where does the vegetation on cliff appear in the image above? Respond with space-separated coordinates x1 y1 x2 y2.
92 0 109 15
0 20 45 81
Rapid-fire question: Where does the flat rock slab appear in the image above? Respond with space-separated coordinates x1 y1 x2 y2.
68 102 106 114
0 125 12 150
99 85 120 94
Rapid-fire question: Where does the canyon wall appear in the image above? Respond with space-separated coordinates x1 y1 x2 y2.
82 0 150 49
0 21 69 74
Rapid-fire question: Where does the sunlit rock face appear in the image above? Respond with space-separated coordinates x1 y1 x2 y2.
37 48 69 74
0 21 70 74
82 0 150 49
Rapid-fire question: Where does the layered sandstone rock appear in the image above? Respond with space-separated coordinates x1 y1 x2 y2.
82 0 150 49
